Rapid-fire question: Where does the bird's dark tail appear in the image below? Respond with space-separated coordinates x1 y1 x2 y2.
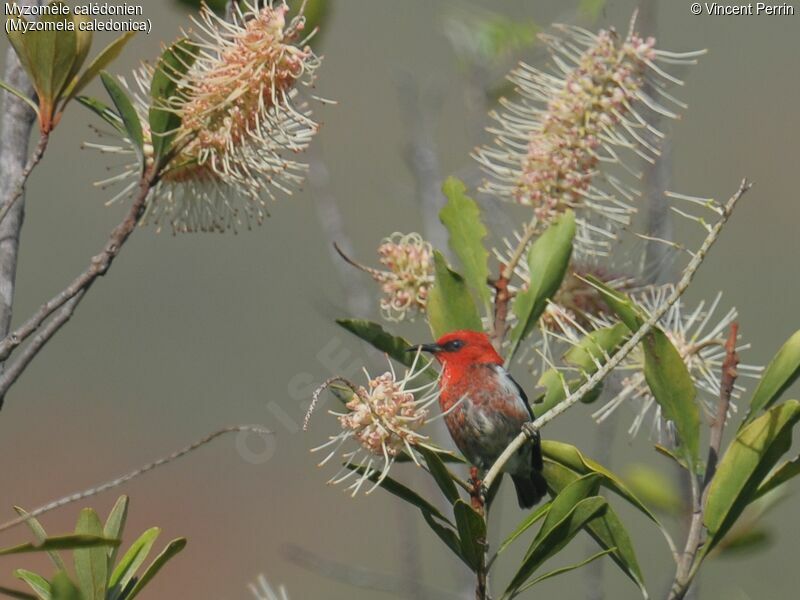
511 434 548 509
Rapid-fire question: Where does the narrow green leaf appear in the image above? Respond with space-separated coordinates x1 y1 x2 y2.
514 548 615 596
0 535 119 556
346 465 451 524
417 446 461 505
0 79 39 113
622 464 684 516
125 538 187 599
13 507 66 571
705 400 800 550
426 251 483 338
564 323 628 373
421 511 465 565
439 177 491 306
715 526 772 557
74 509 107 600
63 32 137 104
100 71 144 155
13 570 50 600
104 496 129 572
0 584 38 600
744 330 800 424
149 38 198 166
534 474 601 545
536 369 603 414
588 277 700 468
504 497 607 597
48 572 81 600
496 501 552 556
108 527 160 592
77 96 125 134
453 500 486 571
336 319 430 373
509 211 575 353
754 454 800 500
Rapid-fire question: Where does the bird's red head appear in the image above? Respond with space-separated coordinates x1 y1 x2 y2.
413 330 503 370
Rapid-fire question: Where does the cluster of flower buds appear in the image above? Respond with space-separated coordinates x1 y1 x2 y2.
372 232 435 321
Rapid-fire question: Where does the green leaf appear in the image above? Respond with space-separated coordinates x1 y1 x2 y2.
536 369 603 414
417 446 461 505
345 465 451 524
426 251 483 338
509 211 575 356
13 570 50 600
100 71 144 157
336 319 430 373
108 527 160 593
77 96 125 135
504 497 607 598
0 535 119 556
453 500 486 571
104 496 129 572
589 277 700 468
744 330 800 424
125 538 187 599
74 509 108 600
514 548 615 595
564 323 629 374
715 526 772 557
535 474 601 542
48 572 81 600
439 177 491 307
622 464 684 516
420 511 465 565
149 38 198 167
496 501 552 556
63 32 137 104
704 400 800 551
0 584 39 599
13 507 66 571
754 454 800 500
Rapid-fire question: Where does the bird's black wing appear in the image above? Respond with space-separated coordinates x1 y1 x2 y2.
507 372 544 472
507 372 535 420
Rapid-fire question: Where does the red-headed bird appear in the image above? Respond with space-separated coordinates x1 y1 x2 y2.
411 330 547 508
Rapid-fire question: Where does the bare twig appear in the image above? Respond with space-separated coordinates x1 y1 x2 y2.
0 425 273 534
481 179 751 493
668 322 740 600
0 133 49 227
0 170 156 403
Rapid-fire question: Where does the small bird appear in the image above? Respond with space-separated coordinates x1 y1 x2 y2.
411 330 547 508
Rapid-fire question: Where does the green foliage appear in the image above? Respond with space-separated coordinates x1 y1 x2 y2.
99 73 143 159
440 177 491 309
509 212 575 358
704 400 800 553
588 277 701 469
336 318 430 372
743 329 800 424
454 501 486 571
426 251 483 338
622 464 684 516
11 497 185 600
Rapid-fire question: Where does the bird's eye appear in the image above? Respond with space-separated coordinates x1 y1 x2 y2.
444 339 464 351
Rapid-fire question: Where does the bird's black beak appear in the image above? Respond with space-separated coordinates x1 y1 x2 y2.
406 343 442 354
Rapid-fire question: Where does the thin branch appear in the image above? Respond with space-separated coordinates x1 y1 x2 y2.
481 179 751 493
0 425 273 534
0 133 49 227
0 170 156 404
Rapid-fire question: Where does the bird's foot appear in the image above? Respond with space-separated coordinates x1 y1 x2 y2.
522 422 540 443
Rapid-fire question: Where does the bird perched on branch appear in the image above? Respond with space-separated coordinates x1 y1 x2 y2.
410 330 547 508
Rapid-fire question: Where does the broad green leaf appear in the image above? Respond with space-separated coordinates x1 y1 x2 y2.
439 177 491 307
754 454 800 500
426 251 483 338
104 496 129 572
48 572 81 600
345 465 451 524
453 500 486 571
509 211 575 353
0 535 119 556
564 323 628 373
715 527 771 556
13 507 66 570
77 96 126 135
504 497 607 598
63 32 137 104
654 444 691 472
704 400 800 550
496 501 551 556
744 330 800 424
418 446 461 505
536 369 603 414
100 72 144 155
74 509 107 600
514 548 615 595
421 511 465 565
149 38 198 167
13 570 50 600
336 319 431 373
589 277 700 467
622 464 683 516
125 538 187 599
534 474 601 544
108 527 160 593
64 14 91 89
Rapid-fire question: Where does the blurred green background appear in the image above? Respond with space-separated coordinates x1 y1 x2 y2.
0 0 798 598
